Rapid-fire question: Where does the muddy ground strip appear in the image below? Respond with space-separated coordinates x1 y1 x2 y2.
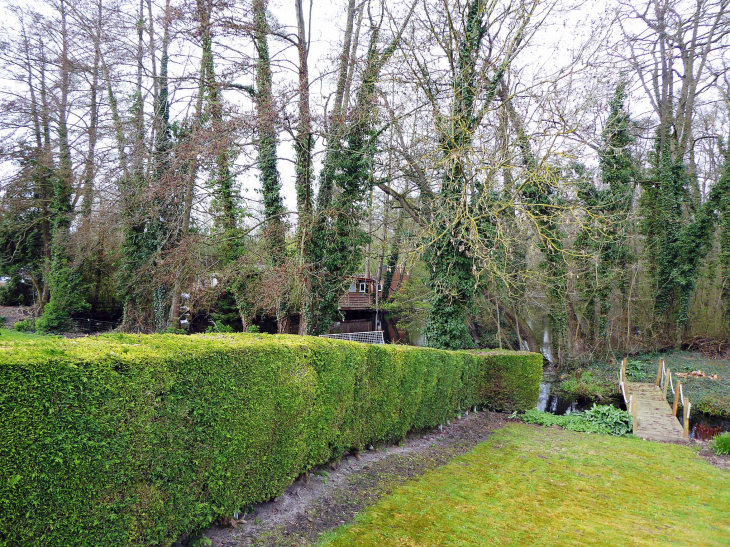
189 410 729 547
193 410 512 547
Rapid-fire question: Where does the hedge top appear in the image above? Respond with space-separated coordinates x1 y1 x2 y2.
0 331 538 366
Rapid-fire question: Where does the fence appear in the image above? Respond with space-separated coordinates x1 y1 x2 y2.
320 331 385 345
70 318 121 335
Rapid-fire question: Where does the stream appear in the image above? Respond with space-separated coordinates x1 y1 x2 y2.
537 367 730 440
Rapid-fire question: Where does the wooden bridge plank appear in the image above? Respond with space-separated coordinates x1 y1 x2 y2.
626 382 685 442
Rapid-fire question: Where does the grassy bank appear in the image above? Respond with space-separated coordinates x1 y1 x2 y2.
0 328 50 341
319 424 730 547
557 351 730 418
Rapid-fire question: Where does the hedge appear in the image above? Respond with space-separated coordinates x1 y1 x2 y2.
0 333 541 546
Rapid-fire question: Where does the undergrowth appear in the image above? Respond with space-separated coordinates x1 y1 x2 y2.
521 404 632 436
712 432 730 455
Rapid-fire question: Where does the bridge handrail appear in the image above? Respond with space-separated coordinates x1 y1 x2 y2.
654 358 691 438
618 359 637 431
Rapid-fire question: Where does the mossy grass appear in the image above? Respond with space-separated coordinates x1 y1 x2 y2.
319 424 730 547
0 328 52 341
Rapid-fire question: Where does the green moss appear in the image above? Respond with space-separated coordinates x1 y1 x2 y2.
319 424 730 547
0 333 540 546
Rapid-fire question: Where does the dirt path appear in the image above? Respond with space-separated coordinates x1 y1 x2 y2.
193 410 513 547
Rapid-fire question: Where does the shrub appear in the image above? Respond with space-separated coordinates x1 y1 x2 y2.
582 404 633 436
12 319 32 332
205 323 234 334
625 359 647 382
521 404 632 436
0 334 541 546
711 432 730 455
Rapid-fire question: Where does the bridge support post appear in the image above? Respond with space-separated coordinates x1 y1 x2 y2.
683 400 691 439
662 368 670 399
655 358 663 386
672 381 681 417
631 396 637 429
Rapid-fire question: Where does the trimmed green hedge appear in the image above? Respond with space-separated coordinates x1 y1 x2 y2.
0 333 541 546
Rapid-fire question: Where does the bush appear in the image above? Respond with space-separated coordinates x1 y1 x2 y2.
205 323 234 334
12 319 32 332
521 404 632 436
711 432 730 455
0 334 541 546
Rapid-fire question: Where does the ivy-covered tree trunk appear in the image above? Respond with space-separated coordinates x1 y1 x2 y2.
252 0 288 332
253 0 285 259
150 1 173 333
198 0 236 242
641 125 730 346
423 0 485 350
501 83 568 360
39 0 87 331
306 14 407 335
119 0 156 330
294 0 314 335
575 81 635 352
423 0 532 351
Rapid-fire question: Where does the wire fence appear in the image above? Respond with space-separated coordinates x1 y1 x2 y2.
70 318 121 335
319 331 385 345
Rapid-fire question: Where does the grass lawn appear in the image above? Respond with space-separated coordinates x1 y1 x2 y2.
319 424 730 547
0 328 51 341
558 351 730 418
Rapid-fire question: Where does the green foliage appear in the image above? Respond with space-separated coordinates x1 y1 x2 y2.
247 325 260 333
423 0 486 350
625 359 647 382
205 323 235 334
582 403 633 436
711 432 730 455
522 404 632 436
639 124 730 339
305 26 391 335
36 254 89 333
575 81 635 342
0 334 541 546
558 368 619 400
382 262 430 341
13 319 33 332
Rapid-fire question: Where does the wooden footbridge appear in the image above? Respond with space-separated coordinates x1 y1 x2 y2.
618 358 691 442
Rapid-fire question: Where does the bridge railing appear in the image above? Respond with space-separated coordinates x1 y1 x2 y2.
655 358 691 438
619 359 638 430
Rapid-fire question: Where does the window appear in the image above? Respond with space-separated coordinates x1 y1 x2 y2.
378 283 383 292
359 282 367 293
